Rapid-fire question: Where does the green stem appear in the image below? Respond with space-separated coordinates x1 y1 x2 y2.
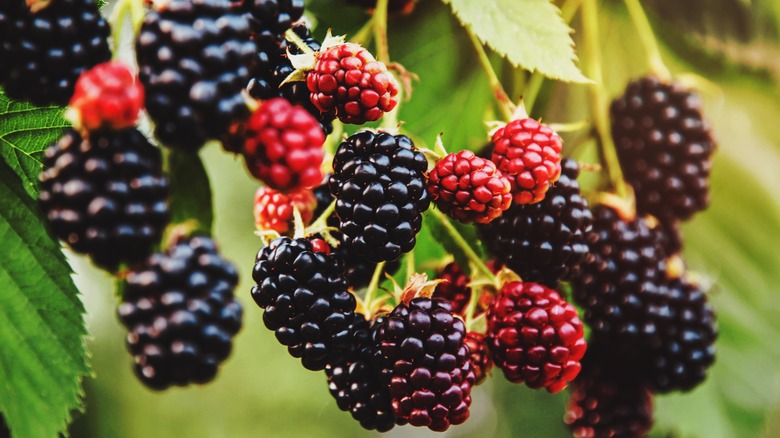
429 208 496 283
373 0 391 64
466 27 514 121
363 261 386 311
306 199 336 234
349 18 375 46
109 0 131 57
285 28 315 55
405 249 415 283
623 0 672 80
582 0 628 198
463 280 481 328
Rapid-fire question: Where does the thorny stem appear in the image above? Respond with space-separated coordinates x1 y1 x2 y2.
582 0 629 199
466 27 515 122
429 208 496 284
363 261 387 312
623 0 672 81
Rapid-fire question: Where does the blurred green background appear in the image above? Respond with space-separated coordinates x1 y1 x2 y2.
68 0 780 437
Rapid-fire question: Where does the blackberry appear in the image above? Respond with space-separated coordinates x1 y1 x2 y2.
572 203 668 344
374 297 475 431
643 277 717 393
326 314 396 432
237 0 304 40
329 131 430 263
477 158 593 287
38 128 169 271
0 0 111 106
246 24 334 134
433 262 471 315
136 0 256 151
464 331 492 385
565 354 654 438
117 235 242 390
251 236 358 371
313 182 401 289
610 76 716 223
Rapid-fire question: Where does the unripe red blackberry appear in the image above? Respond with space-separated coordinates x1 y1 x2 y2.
0 0 111 106
38 128 169 271
433 262 471 315
326 314 396 432
477 158 593 287
251 236 358 371
610 76 716 223
486 281 586 393
242 97 326 191
346 0 418 15
565 357 654 438
464 331 492 385
427 150 512 224
253 186 316 234
68 61 145 132
307 42 399 124
117 235 242 390
490 118 563 204
313 182 401 289
375 297 475 431
329 131 430 263
136 0 256 151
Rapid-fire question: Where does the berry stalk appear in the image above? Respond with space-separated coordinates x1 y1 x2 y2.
373 0 391 64
429 208 496 283
623 0 672 81
363 261 386 311
466 28 515 121
581 0 630 199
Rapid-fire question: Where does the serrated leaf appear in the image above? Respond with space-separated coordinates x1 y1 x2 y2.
167 149 214 233
0 88 69 198
0 160 89 438
443 0 590 83
424 210 486 276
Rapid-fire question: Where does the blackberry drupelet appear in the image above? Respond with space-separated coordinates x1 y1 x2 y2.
374 297 475 431
38 128 169 271
610 76 716 224
117 235 242 390
572 203 668 345
136 0 256 151
643 277 717 393
464 331 492 385
251 236 358 371
477 158 593 287
313 182 401 289
329 131 430 263
0 0 111 106
433 262 471 315
236 0 304 41
326 314 396 431
565 354 654 438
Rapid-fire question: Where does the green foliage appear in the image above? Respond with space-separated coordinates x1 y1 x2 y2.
443 0 589 83
167 149 214 233
0 89 69 198
0 161 89 438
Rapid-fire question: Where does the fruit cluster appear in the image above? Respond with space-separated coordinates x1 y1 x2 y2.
0 0 720 436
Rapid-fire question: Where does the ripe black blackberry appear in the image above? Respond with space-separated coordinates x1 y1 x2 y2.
326 314 396 432
610 76 716 224
329 131 430 263
572 203 668 344
374 297 475 431
565 352 654 438
236 0 304 40
477 158 593 287
38 128 169 271
643 277 717 393
136 0 256 151
117 235 242 390
251 236 358 371
0 0 110 106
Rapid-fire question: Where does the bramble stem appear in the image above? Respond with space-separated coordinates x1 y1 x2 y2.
623 0 672 81
465 27 515 121
350 19 375 46
364 261 386 311
373 0 391 64
429 208 496 283
582 0 629 198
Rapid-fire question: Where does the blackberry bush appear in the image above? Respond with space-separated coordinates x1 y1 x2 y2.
0 0 111 106
117 235 242 390
136 0 256 151
38 128 169 271
329 131 430 263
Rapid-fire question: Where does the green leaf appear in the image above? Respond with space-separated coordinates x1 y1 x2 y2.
167 149 214 233
443 0 590 83
0 160 89 438
0 89 69 199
